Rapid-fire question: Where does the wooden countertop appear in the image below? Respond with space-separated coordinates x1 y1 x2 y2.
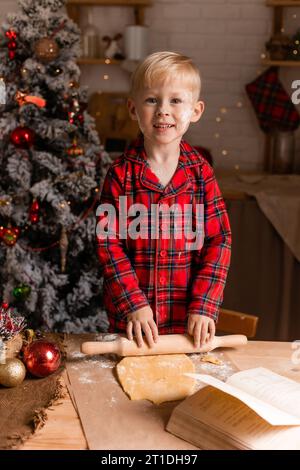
20 340 299 450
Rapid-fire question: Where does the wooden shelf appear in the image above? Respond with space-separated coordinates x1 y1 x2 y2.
66 0 151 26
67 0 151 5
77 57 122 64
262 58 300 66
266 1 300 6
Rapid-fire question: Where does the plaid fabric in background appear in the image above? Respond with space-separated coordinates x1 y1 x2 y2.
246 67 300 133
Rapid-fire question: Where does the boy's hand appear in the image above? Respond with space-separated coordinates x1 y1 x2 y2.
188 314 215 348
126 306 159 348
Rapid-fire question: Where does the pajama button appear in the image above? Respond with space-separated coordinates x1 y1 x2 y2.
160 250 167 257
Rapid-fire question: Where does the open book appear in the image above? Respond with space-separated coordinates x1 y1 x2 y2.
166 367 300 450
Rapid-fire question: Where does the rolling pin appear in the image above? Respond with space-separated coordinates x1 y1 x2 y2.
81 334 247 357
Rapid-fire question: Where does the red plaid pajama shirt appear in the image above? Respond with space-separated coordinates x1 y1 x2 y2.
96 137 231 334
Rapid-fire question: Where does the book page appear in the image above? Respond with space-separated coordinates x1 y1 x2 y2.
227 367 300 419
169 386 300 450
186 372 300 425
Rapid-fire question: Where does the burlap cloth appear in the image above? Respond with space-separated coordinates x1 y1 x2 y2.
0 333 65 449
217 173 300 262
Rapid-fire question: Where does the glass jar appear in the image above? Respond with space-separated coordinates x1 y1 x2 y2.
81 9 99 58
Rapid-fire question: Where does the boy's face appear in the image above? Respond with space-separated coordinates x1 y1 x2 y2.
127 77 204 147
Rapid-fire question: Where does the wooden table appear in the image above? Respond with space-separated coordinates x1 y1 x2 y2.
20 340 299 450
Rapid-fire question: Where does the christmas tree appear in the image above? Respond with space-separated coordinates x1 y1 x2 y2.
0 0 112 332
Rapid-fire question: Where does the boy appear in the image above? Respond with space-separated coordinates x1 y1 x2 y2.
96 51 231 349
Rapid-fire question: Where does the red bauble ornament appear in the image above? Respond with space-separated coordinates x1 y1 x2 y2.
10 127 35 148
23 340 61 378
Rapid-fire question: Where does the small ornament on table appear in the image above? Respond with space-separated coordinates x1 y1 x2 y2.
102 33 125 60
23 339 61 377
0 303 26 366
34 37 59 63
59 226 68 273
10 126 35 148
0 358 26 387
0 303 26 341
0 225 20 246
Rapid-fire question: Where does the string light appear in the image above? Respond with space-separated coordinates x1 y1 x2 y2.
104 59 111 65
260 53 266 60
293 14 297 19
214 133 220 139
94 188 99 193
103 74 109 80
220 107 227 114
216 116 222 123
281 28 285 33
234 164 240 171
236 101 243 108
222 150 228 156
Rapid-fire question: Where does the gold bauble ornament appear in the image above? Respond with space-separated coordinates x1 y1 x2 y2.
0 358 26 387
34 37 59 63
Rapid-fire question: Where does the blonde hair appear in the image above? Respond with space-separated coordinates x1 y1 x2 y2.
129 51 201 100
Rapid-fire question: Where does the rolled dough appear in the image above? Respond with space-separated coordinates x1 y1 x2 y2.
116 354 196 405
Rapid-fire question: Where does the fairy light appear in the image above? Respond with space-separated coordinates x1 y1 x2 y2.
105 59 111 65
214 133 220 139
293 50 298 56
60 202 66 208
216 116 222 123
293 14 297 19
103 74 109 80
222 150 228 156
236 101 243 108
281 28 285 33
67 201 71 205
94 188 99 193
220 107 227 114
261 53 266 60
234 164 240 171
295 40 300 45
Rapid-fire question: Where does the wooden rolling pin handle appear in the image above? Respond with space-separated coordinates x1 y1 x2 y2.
80 334 247 357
